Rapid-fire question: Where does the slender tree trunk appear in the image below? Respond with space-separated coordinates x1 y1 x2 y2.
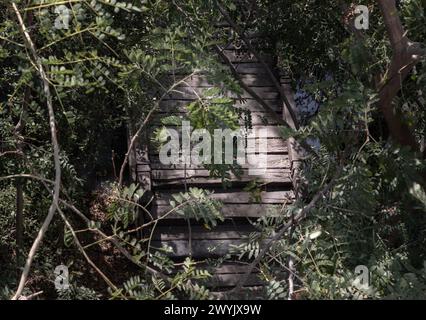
376 0 425 151
12 3 62 300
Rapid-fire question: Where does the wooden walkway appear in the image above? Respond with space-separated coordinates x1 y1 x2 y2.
131 43 300 292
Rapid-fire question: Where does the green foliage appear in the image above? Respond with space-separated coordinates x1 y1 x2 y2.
266 280 287 300
57 285 100 300
243 179 263 203
228 0 426 298
111 257 212 300
106 183 143 228
0 0 226 299
1 0 426 301
170 187 224 228
187 89 239 131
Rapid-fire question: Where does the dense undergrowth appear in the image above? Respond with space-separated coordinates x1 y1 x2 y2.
1 0 426 299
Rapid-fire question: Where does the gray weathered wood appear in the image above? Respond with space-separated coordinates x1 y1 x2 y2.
211 263 255 274
147 139 288 158
153 225 257 241
232 63 272 75
210 273 263 287
163 86 279 100
150 168 290 181
132 38 296 287
164 74 275 87
147 155 290 170
212 286 264 298
153 203 287 218
149 174 291 187
150 239 241 257
148 126 285 139
222 50 274 64
159 99 282 113
154 190 295 206
153 112 280 126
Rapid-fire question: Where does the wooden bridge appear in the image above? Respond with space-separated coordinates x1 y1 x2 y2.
129 40 301 293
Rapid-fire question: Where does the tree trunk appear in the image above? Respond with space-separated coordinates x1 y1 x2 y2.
377 0 425 151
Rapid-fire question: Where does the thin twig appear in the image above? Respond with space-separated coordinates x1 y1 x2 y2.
58 199 171 282
0 174 54 184
17 291 43 300
58 209 119 292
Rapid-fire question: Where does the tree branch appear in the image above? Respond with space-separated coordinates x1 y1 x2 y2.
378 0 405 50
58 209 118 292
58 199 172 283
229 166 342 295
11 2 61 300
376 0 425 150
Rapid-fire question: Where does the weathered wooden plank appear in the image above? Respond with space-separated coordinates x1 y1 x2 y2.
161 61 271 76
223 39 268 49
162 259 263 288
163 74 275 87
146 155 290 170
153 203 286 218
153 112 280 126
154 190 295 206
156 110 279 117
158 100 282 114
212 286 265 298
148 163 288 171
146 138 288 162
146 154 290 172
149 175 291 187
151 237 270 259
232 63 272 75
147 150 287 169
210 273 264 287
151 239 242 257
222 50 274 64
153 225 257 240
163 86 279 100
151 168 290 181
212 263 255 274
148 126 285 140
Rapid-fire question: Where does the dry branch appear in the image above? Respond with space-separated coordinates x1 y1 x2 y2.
58 209 118 291
11 2 62 300
58 199 172 283
229 166 342 294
